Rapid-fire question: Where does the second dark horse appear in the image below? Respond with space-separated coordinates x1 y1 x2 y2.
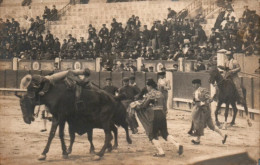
208 67 252 128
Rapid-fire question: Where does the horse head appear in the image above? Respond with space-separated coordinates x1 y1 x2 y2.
15 91 37 124
208 66 221 85
15 77 40 124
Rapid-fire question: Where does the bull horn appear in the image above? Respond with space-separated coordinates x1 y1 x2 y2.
15 91 22 98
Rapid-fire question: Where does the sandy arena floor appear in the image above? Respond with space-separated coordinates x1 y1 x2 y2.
0 96 259 165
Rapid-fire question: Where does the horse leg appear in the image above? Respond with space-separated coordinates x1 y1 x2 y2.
230 102 238 126
241 93 252 127
38 117 59 160
94 121 113 160
122 121 132 144
67 123 75 154
215 102 222 126
87 129 95 154
59 121 68 159
111 124 118 150
223 103 230 130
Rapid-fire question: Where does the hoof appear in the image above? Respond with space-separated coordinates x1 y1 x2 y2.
92 155 101 161
191 140 200 145
67 148 72 154
38 154 46 161
62 154 69 159
247 119 252 127
230 122 235 126
90 150 95 154
107 147 112 153
222 134 228 144
127 138 132 144
178 145 183 155
112 145 118 150
216 121 221 126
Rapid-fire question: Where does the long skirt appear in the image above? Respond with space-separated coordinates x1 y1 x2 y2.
136 109 168 141
191 105 215 136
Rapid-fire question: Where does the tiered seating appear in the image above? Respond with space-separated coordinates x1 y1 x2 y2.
48 0 190 40
201 0 260 36
0 0 69 30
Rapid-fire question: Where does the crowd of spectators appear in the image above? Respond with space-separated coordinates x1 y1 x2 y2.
42 5 58 21
0 0 259 72
213 4 259 55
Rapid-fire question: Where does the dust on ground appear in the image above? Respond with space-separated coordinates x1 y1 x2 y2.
0 96 259 165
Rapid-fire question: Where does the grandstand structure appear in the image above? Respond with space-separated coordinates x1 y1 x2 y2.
1 0 259 39
0 0 259 117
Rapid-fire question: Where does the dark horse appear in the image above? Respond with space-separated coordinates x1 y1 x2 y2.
208 67 252 128
16 80 130 160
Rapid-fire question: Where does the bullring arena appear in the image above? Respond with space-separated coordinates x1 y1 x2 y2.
0 0 259 164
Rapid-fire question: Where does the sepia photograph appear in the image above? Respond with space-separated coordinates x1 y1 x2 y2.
0 0 259 164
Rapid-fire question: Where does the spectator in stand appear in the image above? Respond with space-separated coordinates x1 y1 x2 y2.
43 6 51 20
45 30 54 43
68 34 75 42
194 57 206 72
35 16 45 34
110 18 119 37
167 8 177 19
134 16 141 29
99 24 109 39
88 24 97 40
50 5 58 21
53 38 61 52
103 78 118 95
242 5 251 22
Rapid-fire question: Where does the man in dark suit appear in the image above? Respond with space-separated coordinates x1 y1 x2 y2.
116 77 139 134
242 5 251 22
51 5 58 21
102 78 118 96
167 8 177 19
43 6 51 20
99 24 109 39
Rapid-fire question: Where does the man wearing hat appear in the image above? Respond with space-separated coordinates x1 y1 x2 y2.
188 79 227 145
135 78 183 157
116 77 140 134
51 5 58 21
102 78 118 96
218 51 244 104
45 30 54 43
167 7 176 19
242 5 251 22
194 57 206 72
68 34 75 43
43 6 51 20
157 71 171 112
98 24 109 40
53 38 61 52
